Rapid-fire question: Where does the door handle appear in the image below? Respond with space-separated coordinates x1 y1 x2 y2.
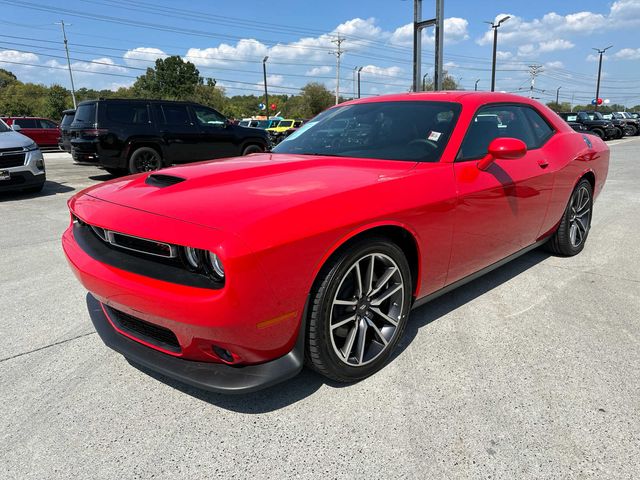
537 159 549 169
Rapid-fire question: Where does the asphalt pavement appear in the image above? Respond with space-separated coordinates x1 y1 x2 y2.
1 139 639 479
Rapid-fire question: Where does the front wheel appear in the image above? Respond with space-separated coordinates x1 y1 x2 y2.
128 147 163 174
591 128 605 140
242 144 264 156
624 124 637 136
305 238 412 382
546 179 593 256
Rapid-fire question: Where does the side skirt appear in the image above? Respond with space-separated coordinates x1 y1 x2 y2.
412 239 548 310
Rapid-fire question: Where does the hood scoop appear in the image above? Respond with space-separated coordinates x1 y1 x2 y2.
145 173 186 188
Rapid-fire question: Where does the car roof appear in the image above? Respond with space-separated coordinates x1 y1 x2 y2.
340 91 545 109
77 98 200 106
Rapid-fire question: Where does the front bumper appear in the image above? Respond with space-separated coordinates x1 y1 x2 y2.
87 293 304 394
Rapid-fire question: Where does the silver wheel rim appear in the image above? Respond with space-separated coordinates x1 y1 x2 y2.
134 151 161 172
569 185 591 248
329 253 405 367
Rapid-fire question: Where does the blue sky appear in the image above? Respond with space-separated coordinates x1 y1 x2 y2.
1 0 639 106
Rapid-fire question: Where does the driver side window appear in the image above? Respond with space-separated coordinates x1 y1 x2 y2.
193 106 226 126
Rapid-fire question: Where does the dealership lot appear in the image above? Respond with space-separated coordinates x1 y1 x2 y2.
1 140 639 479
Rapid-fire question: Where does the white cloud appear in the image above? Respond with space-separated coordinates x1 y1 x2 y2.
0 50 39 64
544 61 564 69
123 47 167 68
539 39 574 53
360 65 403 77
586 53 608 62
186 39 269 67
306 65 332 76
615 47 640 60
390 17 469 47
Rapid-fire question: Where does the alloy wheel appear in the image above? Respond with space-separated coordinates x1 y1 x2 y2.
569 185 591 247
329 253 405 366
134 151 162 172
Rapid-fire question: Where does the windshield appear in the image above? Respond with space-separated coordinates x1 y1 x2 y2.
61 112 75 126
273 101 461 162
256 120 270 128
279 120 294 128
0 119 9 133
73 103 96 125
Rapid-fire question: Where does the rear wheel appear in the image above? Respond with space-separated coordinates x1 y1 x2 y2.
306 238 412 382
614 127 624 139
546 179 593 256
242 144 263 156
624 124 637 136
591 128 605 140
128 147 163 174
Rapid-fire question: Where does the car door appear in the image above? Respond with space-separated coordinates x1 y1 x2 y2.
447 104 555 284
13 118 40 144
190 105 237 159
155 103 201 163
38 119 60 146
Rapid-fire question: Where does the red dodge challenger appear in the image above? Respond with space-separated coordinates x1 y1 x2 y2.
62 92 609 393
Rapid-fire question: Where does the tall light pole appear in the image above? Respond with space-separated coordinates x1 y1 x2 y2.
474 79 480 91
357 66 363 99
556 86 562 105
422 72 429 91
485 15 510 92
262 56 269 121
593 45 612 111
55 20 77 108
412 0 444 91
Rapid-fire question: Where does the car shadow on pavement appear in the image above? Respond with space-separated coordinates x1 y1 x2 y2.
0 180 74 202
128 248 552 413
88 174 118 182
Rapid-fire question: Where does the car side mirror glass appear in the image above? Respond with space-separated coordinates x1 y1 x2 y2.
11 124 21 131
477 137 527 171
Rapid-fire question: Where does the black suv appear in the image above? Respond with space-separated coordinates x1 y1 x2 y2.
58 108 75 152
557 111 617 140
69 99 269 174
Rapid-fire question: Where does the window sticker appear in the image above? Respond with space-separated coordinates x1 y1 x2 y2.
427 131 442 141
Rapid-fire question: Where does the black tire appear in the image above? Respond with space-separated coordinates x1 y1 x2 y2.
23 183 44 193
614 127 624 139
103 167 127 176
242 144 264 156
128 147 163 174
624 124 637 136
305 238 412 382
546 179 593 256
591 128 605 140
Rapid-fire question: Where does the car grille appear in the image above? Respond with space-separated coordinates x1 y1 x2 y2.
105 305 181 353
0 148 26 168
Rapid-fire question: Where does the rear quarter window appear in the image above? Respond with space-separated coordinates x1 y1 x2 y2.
105 104 150 124
73 103 97 125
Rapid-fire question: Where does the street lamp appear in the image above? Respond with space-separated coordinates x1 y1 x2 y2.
474 79 480 91
592 45 612 111
485 15 510 92
556 86 562 105
262 56 269 121
422 72 429 91
357 66 363 98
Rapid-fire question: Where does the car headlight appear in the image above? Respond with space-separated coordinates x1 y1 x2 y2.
180 247 225 281
24 142 39 152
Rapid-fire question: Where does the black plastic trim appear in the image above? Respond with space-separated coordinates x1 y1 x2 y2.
87 293 306 394
73 222 221 289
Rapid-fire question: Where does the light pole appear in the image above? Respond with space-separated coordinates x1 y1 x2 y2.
485 15 510 92
262 56 269 121
55 20 77 108
474 79 480 91
556 86 562 106
422 72 429 91
357 66 363 99
593 45 612 111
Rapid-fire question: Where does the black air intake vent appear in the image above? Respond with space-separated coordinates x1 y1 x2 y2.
145 173 186 187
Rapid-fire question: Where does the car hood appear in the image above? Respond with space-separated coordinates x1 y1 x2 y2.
0 129 33 148
81 153 418 232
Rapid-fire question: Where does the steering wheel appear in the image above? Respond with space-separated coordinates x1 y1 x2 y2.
408 139 439 150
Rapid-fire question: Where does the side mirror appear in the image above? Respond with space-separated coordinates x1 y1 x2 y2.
11 124 21 131
477 137 527 171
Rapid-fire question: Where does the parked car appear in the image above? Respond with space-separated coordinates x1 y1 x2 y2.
586 112 624 139
58 109 76 152
0 116 60 148
69 99 270 175
63 92 609 393
266 119 304 145
557 112 617 140
612 112 639 136
567 121 589 133
0 118 46 193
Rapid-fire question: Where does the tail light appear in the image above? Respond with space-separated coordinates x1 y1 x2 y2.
80 128 108 137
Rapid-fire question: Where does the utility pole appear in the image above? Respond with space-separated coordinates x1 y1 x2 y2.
556 86 562 105
474 79 480 91
593 45 612 111
329 35 345 105
485 16 510 92
357 66 363 99
262 56 269 121
422 73 429 91
55 20 77 108
412 0 443 91
528 64 543 99
353 66 358 100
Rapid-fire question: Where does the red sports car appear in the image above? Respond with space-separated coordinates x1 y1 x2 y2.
62 92 609 393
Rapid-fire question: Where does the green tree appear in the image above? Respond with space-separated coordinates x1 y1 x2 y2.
296 83 334 117
0 68 18 89
133 55 201 100
45 84 72 120
546 101 572 112
193 79 227 113
422 71 460 91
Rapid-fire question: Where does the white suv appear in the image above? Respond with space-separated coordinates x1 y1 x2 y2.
0 118 45 193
